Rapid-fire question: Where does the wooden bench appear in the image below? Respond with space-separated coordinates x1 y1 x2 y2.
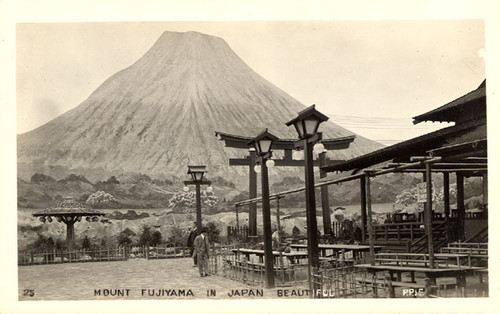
447 242 487 249
356 274 430 298
375 253 470 269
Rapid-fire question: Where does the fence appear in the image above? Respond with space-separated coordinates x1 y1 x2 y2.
18 244 194 266
227 225 249 243
18 246 127 265
146 245 191 259
207 244 310 287
311 266 391 298
227 221 352 244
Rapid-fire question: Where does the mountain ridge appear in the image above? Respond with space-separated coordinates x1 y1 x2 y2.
17 31 383 183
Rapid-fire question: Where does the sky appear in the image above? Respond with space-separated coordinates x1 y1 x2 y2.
16 20 485 144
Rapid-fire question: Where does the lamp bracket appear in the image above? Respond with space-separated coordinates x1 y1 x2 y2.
294 133 323 148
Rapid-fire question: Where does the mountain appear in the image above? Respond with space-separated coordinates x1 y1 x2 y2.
17 31 382 185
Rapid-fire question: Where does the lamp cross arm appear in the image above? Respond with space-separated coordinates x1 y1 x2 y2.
184 180 212 186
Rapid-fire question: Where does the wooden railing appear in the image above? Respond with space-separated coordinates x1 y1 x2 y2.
311 265 390 298
464 227 488 243
227 225 249 243
146 245 191 259
408 222 450 254
18 246 127 265
372 222 426 243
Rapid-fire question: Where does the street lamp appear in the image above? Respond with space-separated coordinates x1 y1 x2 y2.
184 165 211 235
286 104 329 294
247 128 279 289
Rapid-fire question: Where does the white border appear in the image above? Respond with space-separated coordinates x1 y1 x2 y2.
1 0 499 313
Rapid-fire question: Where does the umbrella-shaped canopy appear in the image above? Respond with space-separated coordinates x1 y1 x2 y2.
33 199 105 217
32 199 105 247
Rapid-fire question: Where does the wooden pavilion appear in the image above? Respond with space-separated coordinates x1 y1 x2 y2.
33 199 106 247
321 79 487 264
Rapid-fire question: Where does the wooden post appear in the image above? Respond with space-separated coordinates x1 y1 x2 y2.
303 138 320 292
443 172 451 242
276 196 281 246
425 163 435 268
261 157 275 288
319 152 332 235
249 149 257 239
360 176 367 243
235 205 240 231
66 219 75 249
482 173 488 208
365 174 375 266
195 182 202 235
456 173 465 241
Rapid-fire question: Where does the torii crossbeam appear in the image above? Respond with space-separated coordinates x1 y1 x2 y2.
215 131 355 237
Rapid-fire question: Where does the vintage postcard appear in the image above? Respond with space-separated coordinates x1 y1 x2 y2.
2 1 500 313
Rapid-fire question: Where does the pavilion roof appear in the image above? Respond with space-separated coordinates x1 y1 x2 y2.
33 199 106 217
321 119 486 173
412 79 486 124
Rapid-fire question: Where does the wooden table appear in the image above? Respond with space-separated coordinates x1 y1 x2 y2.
231 248 308 264
355 263 483 289
291 244 383 260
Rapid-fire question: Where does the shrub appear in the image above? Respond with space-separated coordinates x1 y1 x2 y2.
167 225 188 247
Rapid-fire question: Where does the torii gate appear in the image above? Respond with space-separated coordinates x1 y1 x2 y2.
215 131 355 237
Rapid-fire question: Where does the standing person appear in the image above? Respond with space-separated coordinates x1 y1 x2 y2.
187 222 197 266
194 227 210 277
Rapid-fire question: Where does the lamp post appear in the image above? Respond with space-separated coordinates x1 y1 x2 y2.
184 165 211 235
286 104 329 294
248 128 279 288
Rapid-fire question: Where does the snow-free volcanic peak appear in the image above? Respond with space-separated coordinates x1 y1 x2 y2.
17 31 382 182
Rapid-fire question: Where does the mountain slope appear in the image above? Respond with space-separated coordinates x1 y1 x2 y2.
17 31 382 182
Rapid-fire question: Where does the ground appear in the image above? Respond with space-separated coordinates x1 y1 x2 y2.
18 257 289 300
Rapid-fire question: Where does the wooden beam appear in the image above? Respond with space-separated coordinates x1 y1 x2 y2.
365 174 375 266
443 172 451 242
249 150 257 238
319 152 332 235
396 168 487 173
456 173 465 241
229 156 345 167
425 163 435 268
360 176 367 243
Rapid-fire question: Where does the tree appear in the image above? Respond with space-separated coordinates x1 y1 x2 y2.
395 188 418 206
86 191 118 208
138 226 152 246
206 222 220 243
118 233 133 246
167 225 188 246
82 236 91 249
150 230 162 246
167 190 218 209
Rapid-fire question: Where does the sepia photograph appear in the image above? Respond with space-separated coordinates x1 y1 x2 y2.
2 1 500 313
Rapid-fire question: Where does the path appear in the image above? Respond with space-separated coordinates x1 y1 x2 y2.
18 257 301 300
